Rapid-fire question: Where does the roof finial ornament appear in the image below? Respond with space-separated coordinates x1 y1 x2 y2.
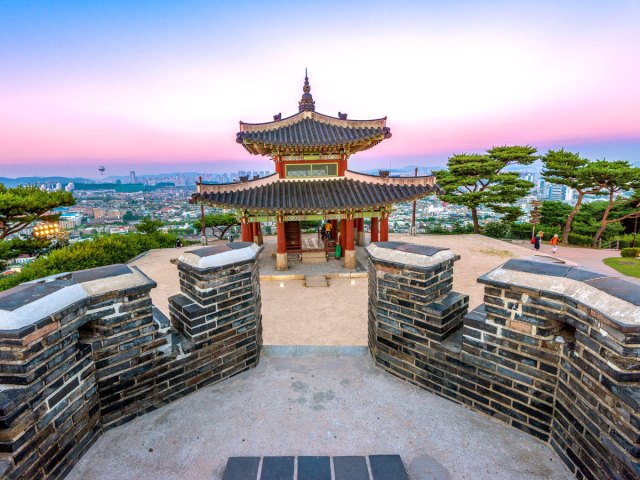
299 68 315 112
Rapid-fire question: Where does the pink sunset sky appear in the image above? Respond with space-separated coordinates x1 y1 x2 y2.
1 0 639 177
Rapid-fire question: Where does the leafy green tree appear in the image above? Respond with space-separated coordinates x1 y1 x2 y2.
0 236 52 258
135 217 164 235
436 145 537 233
0 185 75 239
123 211 137 222
193 213 239 240
0 232 180 291
0 241 10 270
586 161 640 246
540 201 573 229
542 150 604 244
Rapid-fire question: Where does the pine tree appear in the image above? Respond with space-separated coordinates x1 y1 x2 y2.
436 146 537 233
0 185 75 239
542 150 603 244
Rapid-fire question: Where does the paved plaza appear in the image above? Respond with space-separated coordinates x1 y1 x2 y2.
67 350 572 480
131 233 629 347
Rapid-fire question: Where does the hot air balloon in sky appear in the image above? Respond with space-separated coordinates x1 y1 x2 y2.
98 166 105 175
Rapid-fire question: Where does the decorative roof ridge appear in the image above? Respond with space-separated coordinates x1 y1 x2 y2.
277 176 348 182
239 110 387 133
345 169 435 179
199 172 279 187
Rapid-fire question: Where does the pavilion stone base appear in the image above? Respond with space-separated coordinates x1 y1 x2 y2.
368 243 640 480
357 231 366 246
343 249 357 269
276 252 288 271
0 243 263 480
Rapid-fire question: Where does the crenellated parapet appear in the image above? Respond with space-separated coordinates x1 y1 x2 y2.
0 243 263 479
367 245 640 480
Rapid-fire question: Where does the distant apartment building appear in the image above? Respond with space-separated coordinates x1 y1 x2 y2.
58 213 83 230
69 206 94 215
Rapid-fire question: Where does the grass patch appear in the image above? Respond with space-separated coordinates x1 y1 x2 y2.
477 247 516 259
603 257 640 279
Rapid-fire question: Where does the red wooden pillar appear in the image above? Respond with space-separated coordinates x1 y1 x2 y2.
346 219 355 251
339 219 346 250
241 220 252 242
371 217 379 243
276 222 286 254
251 222 260 244
276 217 287 270
380 214 389 242
344 218 356 268
331 220 338 240
356 217 365 246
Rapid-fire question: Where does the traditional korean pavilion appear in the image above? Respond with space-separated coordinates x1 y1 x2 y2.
192 72 437 270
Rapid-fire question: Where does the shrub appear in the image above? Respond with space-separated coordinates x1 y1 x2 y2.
483 222 511 239
621 247 640 258
568 232 593 246
510 222 533 240
0 233 178 292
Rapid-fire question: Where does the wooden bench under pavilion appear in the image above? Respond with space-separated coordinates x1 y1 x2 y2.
192 72 437 270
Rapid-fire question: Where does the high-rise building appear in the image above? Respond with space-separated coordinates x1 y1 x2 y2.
547 184 567 201
130 171 137 184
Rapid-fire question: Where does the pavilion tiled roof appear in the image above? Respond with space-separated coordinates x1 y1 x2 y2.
237 111 391 155
192 178 435 212
238 117 388 149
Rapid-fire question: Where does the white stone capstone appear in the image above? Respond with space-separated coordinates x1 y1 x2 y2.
366 243 457 268
178 243 261 270
484 268 640 326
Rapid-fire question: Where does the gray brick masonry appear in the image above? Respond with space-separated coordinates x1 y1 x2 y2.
367 244 640 480
0 242 262 479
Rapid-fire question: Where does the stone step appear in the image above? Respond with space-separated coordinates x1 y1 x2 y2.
223 455 408 480
302 250 327 264
304 275 328 287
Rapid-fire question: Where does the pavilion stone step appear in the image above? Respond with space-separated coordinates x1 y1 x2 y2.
305 275 329 287
302 250 327 264
223 455 409 480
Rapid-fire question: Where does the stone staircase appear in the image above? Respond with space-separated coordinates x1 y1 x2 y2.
223 455 409 480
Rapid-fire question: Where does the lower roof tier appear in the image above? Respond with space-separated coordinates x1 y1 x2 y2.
192 178 437 213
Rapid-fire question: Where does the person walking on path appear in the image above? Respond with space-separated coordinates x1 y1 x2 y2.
550 234 559 254
534 232 542 251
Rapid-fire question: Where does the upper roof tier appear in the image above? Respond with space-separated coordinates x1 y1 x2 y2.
236 73 392 156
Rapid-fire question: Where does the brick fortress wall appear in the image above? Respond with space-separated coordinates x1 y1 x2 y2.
0 242 262 479
368 242 640 480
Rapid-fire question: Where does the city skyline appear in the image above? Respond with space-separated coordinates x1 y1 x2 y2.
1 0 639 177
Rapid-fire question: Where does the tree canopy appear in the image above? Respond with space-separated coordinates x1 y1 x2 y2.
585 160 640 246
193 213 239 240
540 201 573 229
0 185 75 239
436 145 537 232
135 217 165 235
541 149 605 243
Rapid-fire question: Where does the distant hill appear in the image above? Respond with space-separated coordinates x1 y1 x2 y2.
0 176 94 187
